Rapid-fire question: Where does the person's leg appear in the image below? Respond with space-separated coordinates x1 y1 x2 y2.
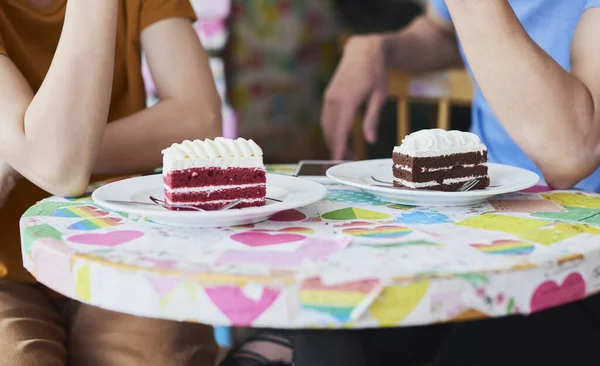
66 302 218 366
435 296 600 366
220 331 295 366
0 280 67 366
291 330 368 366
364 324 452 366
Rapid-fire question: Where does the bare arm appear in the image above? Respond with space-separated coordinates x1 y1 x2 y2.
321 5 461 159
382 4 463 72
93 18 222 175
0 1 118 196
445 0 600 188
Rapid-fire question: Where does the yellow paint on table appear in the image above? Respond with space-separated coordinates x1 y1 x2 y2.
300 289 370 308
543 193 600 209
369 281 429 326
76 265 91 302
520 227 578 245
456 214 550 235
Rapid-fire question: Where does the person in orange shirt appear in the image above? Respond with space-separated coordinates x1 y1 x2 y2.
0 0 221 365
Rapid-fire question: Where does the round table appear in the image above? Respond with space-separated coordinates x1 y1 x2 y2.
20 166 600 328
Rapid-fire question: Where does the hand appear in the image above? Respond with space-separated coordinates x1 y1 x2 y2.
321 35 388 160
0 161 20 209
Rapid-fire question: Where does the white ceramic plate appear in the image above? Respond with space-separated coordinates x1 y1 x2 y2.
92 173 327 227
326 159 540 206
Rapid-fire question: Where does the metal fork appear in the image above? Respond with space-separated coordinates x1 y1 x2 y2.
371 176 484 191
457 179 479 192
149 196 243 211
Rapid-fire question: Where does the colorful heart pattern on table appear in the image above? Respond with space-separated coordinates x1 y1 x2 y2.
205 286 281 326
68 217 123 231
65 195 93 203
530 272 586 313
53 205 109 218
387 204 415 210
363 240 439 249
278 227 315 234
321 207 391 221
230 231 305 247
217 237 350 267
334 221 374 228
325 189 387 205
25 176 600 329
269 209 307 222
342 225 412 239
67 230 144 247
471 240 535 255
395 211 453 225
253 227 315 234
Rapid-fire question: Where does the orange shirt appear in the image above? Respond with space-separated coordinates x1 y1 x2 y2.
0 0 196 282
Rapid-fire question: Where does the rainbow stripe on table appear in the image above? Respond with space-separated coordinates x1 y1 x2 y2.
342 225 412 239
53 205 107 218
300 278 380 323
68 218 123 231
471 240 535 255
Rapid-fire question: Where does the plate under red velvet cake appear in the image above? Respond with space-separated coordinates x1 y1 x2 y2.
162 138 266 210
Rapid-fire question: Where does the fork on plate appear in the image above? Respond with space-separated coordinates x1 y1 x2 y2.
370 176 481 192
149 196 242 211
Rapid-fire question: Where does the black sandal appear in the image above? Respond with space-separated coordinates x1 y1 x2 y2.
219 333 294 366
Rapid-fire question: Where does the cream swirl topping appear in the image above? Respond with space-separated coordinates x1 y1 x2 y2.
394 129 486 157
162 137 263 159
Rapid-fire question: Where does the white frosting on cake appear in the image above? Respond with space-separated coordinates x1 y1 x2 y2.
393 129 487 158
162 137 264 173
164 182 266 194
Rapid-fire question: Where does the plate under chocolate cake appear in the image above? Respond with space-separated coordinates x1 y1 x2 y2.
162 138 266 210
392 129 490 191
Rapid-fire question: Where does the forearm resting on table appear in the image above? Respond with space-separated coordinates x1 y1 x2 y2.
93 98 221 175
93 17 222 176
0 0 118 196
445 0 600 188
380 5 463 72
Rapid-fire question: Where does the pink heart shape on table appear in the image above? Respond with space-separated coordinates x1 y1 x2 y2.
67 230 144 247
530 272 586 313
205 286 280 326
231 232 305 247
269 209 307 222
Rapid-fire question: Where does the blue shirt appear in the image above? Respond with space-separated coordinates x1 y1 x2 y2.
431 0 600 191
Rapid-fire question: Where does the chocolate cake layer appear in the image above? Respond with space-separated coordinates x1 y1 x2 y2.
393 177 490 192
165 185 266 203
164 167 266 189
393 151 487 169
393 164 488 183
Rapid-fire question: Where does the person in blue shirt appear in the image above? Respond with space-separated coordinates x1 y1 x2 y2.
310 1 600 365
223 1 600 365
322 0 600 192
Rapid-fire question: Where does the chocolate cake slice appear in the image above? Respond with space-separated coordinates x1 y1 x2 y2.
393 129 490 191
162 138 266 210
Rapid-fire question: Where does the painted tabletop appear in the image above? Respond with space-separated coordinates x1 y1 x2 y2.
19 166 600 328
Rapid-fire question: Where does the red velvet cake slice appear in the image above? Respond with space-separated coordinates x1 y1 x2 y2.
162 138 266 210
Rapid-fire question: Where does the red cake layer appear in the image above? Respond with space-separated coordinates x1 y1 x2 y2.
164 167 266 189
165 185 266 202
166 198 266 211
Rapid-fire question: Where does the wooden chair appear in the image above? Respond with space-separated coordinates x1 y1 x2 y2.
351 68 474 159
